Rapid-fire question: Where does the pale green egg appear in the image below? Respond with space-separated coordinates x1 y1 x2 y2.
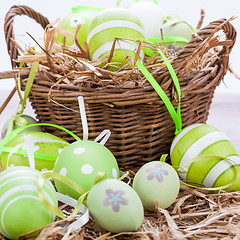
1 114 42 140
87 178 144 233
133 161 180 211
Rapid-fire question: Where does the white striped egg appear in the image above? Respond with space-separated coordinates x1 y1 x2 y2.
170 124 240 191
0 166 58 239
87 8 145 68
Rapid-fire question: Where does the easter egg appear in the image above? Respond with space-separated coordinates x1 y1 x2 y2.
53 140 119 199
1 114 42 140
87 8 145 67
87 178 144 233
170 123 240 191
0 131 69 171
0 166 57 239
161 15 193 50
128 0 163 38
133 160 180 211
56 7 101 48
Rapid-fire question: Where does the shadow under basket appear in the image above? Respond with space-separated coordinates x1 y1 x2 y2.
4 5 237 171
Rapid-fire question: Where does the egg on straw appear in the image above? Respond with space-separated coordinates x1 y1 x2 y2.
0 166 58 239
128 0 163 38
53 96 120 199
133 156 180 211
56 5 104 49
87 178 144 233
170 123 240 191
87 8 145 69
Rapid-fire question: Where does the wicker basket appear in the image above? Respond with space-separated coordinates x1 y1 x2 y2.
4 5 237 171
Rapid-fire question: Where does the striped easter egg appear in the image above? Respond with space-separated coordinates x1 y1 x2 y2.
170 123 240 191
1 131 69 171
0 166 58 239
87 8 145 68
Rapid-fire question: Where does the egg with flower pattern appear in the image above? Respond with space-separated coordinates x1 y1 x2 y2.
133 161 180 211
87 178 144 233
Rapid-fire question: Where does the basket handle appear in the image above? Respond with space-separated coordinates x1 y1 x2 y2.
4 5 50 68
175 18 237 74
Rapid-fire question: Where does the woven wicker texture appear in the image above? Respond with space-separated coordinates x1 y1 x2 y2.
4 5 237 171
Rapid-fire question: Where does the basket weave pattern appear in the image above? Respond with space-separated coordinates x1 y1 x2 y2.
4 6 237 171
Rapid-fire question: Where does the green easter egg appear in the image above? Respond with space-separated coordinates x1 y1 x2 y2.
1 115 42 140
53 140 119 199
0 131 69 171
170 123 240 190
133 161 180 211
56 11 95 48
87 178 144 233
87 8 145 68
0 166 57 239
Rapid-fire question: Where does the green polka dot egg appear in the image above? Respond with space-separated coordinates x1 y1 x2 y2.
0 166 57 239
87 178 144 233
53 140 119 199
0 131 69 172
87 8 145 68
170 123 240 191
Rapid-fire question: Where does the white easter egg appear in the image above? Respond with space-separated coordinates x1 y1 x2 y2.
128 1 163 38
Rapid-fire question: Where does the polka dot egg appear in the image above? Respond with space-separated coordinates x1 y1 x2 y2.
53 140 119 199
170 123 240 191
87 8 145 68
0 166 57 239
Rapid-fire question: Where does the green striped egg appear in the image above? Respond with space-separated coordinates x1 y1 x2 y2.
170 124 240 191
1 131 69 172
0 166 58 239
87 8 145 68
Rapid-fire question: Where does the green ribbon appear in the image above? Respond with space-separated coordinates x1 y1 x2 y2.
38 171 88 219
21 61 39 114
147 36 190 45
72 5 105 13
131 44 182 135
0 123 81 161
